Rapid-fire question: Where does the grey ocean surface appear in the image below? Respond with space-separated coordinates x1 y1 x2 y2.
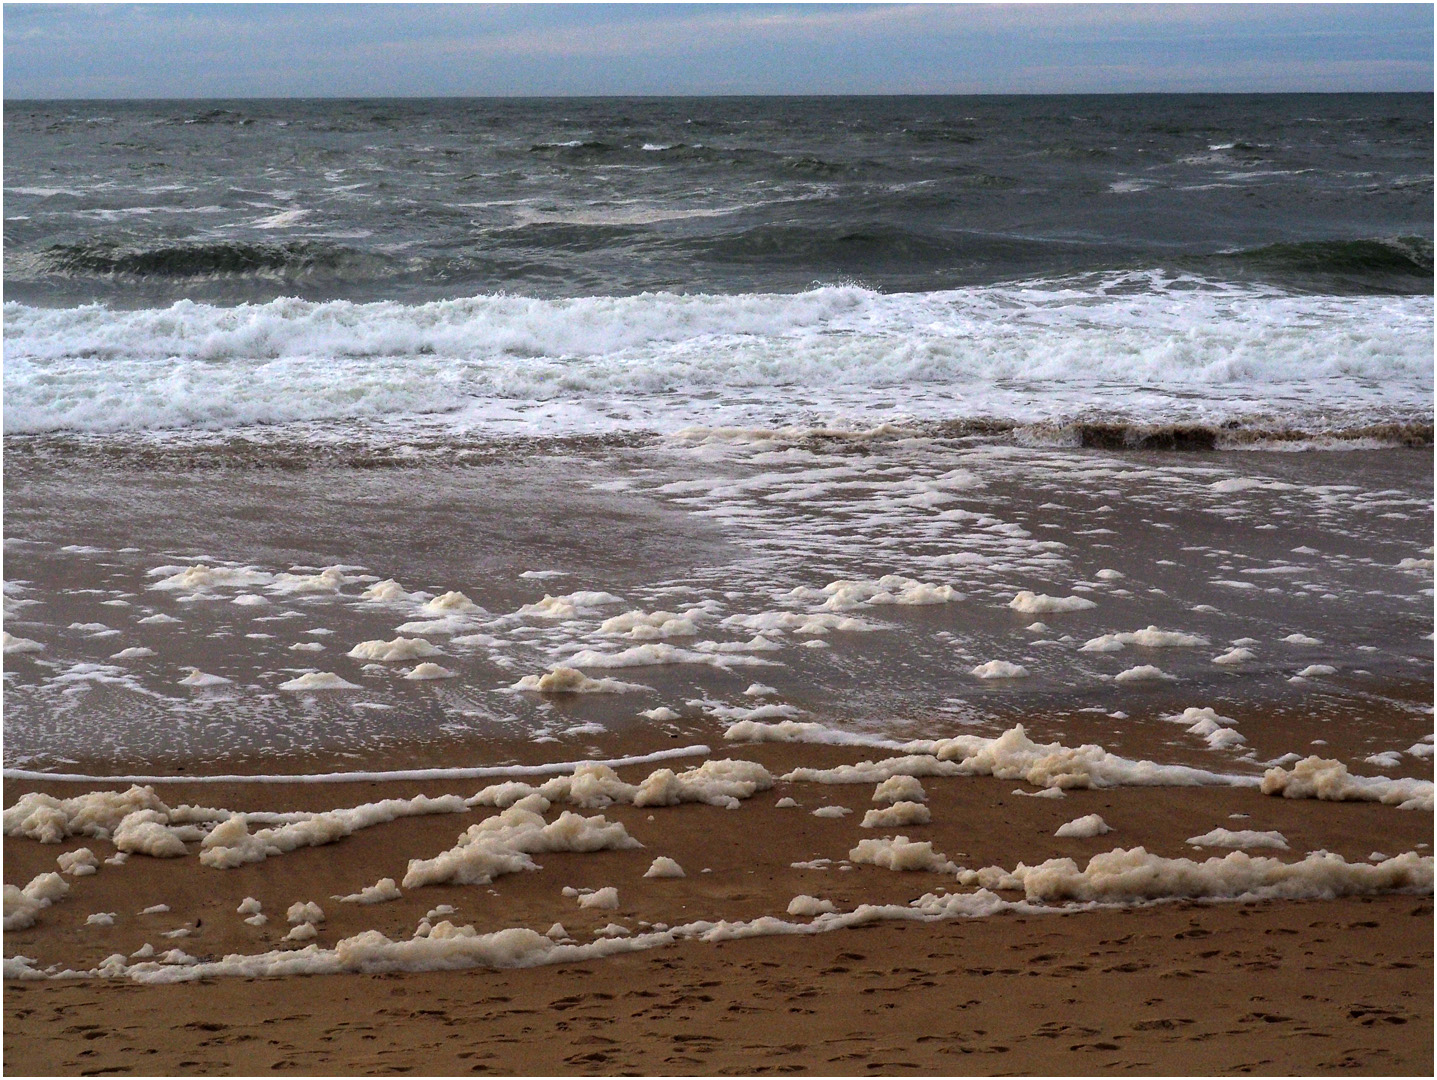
2 97 1432 770
4 94 1433 305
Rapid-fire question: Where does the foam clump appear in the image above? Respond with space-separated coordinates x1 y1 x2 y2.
786 895 837 917
723 610 874 636
1296 664 1337 678
705 702 802 724
639 706 681 722
150 565 272 592
1080 626 1208 652
237 897 262 915
361 579 426 604
347 636 442 662
270 567 351 595
1008 591 1096 614
113 810 193 857
109 647 155 659
334 878 404 905
57 848 99 876
5 785 185 845
1187 828 1288 850
850 835 958 873
86 912 116 927
1212 647 1256 665
3 873 71 930
926 724 1239 792
511 667 648 694
1113 665 1172 684
600 610 701 640
284 923 319 943
775 797 798 808
635 758 773 810
469 758 772 812
178 669 231 687
971 660 1029 680
744 683 778 697
787 575 962 613
2 631 45 654
287 901 324 925
962 847 1432 903
402 801 642 889
565 641 776 670
278 671 363 691
724 719 857 744
861 801 930 828
577 887 620 910
1164 706 1246 751
405 663 456 680
1281 633 1322 645
199 794 466 869
784 754 965 786
422 591 483 615
1054 814 1112 838
3 956 45 980
812 806 852 819
1261 757 1434 812
873 776 926 804
643 857 686 879
516 591 624 619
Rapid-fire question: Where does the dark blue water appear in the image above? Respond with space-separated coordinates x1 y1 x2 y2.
5 94 1432 306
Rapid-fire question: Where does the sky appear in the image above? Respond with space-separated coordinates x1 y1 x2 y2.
3 2 1433 99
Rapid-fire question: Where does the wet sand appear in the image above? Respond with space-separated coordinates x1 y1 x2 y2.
4 440 1432 1074
4 725 1432 1076
5 897 1432 1076
3 443 1432 773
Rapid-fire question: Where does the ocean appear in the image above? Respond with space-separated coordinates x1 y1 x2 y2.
4 94 1432 769
1 95 1433 1029
3 95 1432 447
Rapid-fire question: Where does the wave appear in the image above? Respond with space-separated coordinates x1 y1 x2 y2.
4 275 1430 438
1217 236 1433 281
7 420 1430 474
18 228 1428 306
524 139 879 177
32 240 393 281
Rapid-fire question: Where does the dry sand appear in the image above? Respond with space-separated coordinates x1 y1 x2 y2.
4 727 1432 1076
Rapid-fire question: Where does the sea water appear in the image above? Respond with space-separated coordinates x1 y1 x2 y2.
3 95 1431 772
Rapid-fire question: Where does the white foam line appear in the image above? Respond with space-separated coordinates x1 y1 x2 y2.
21 851 1432 984
1 745 712 786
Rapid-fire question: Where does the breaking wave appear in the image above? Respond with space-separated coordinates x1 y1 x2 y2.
4 274 1430 439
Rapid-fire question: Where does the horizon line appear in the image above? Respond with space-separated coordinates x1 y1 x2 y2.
7 90 1434 102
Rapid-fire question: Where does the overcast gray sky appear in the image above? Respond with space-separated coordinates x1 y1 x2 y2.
4 3 1433 98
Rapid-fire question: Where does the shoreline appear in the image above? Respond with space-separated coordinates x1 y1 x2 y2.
4 896 1431 1076
5 721 1432 1075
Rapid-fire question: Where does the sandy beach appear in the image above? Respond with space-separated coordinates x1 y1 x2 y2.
4 88 1432 1076
5 707 1433 1076
5 436 1434 1075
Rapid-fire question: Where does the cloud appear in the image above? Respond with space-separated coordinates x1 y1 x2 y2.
4 3 1431 97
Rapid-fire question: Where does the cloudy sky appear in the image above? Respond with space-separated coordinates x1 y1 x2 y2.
4 3 1433 98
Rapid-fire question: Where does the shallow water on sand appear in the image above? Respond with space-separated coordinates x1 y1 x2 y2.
3 436 1430 773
